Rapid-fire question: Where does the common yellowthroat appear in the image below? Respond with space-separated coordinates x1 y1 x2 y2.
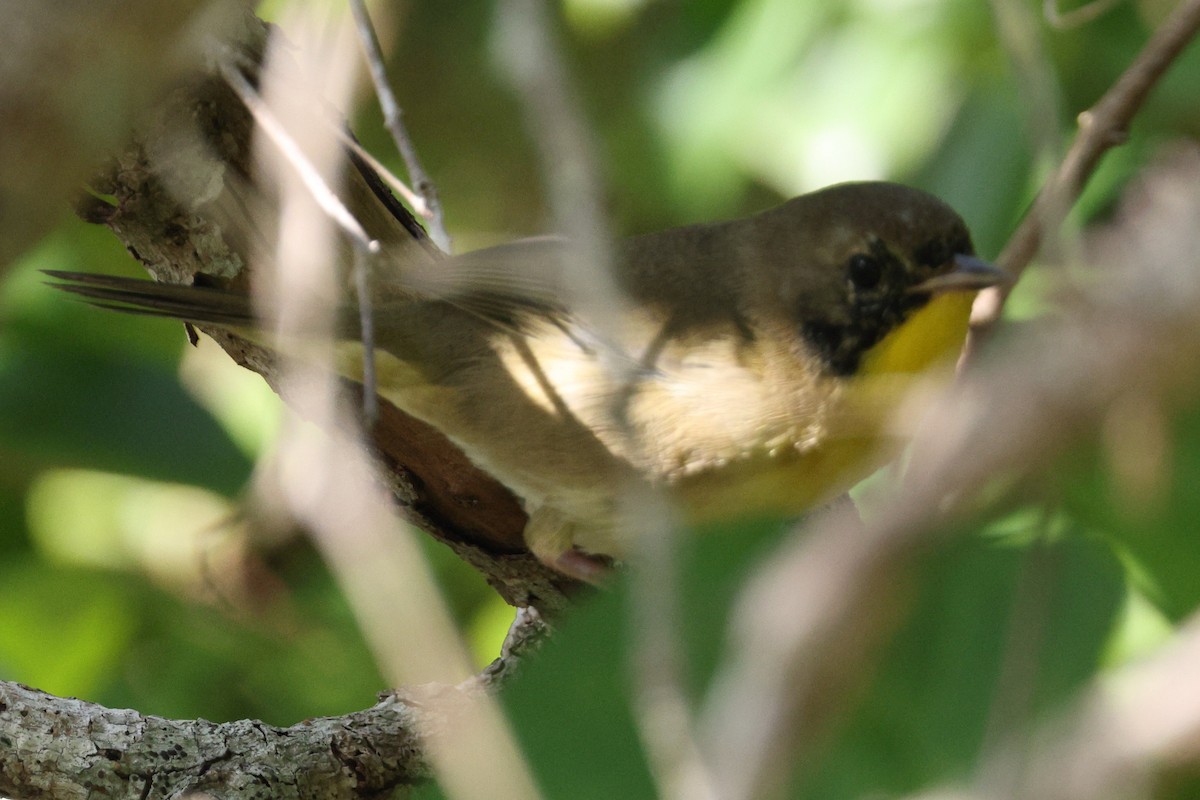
48 181 1004 580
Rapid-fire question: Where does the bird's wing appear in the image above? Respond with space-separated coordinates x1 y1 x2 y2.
44 236 635 346
405 236 587 328
43 236 578 335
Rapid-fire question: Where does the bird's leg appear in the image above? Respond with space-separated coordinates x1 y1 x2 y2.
524 506 612 585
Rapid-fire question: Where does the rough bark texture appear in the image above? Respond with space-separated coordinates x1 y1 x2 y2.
0 594 548 800
0 681 432 799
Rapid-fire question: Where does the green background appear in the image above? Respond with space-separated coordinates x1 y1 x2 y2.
3 0 1200 797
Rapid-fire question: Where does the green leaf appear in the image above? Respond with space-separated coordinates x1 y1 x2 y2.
0 337 252 497
796 529 1124 797
1060 401 1200 620
0 560 138 697
465 518 1124 800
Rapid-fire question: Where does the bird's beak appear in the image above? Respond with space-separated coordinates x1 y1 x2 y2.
908 254 1009 294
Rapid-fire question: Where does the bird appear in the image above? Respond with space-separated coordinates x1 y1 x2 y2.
47 181 1005 581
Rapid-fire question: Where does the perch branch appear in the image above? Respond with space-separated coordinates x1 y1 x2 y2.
0 680 431 800
88 11 573 610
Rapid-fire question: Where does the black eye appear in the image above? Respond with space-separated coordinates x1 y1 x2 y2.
847 253 882 289
915 239 951 269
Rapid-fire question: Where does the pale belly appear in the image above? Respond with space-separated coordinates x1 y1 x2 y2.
336 292 973 560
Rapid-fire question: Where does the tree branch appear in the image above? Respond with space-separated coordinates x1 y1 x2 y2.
0 680 432 799
0 599 549 800
348 0 450 253
700 9 1200 787
702 142 1200 800
968 0 1200 342
84 11 577 612
905 606 1200 800
0 1 241 274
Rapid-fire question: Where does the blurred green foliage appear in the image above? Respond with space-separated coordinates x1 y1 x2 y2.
3 0 1200 797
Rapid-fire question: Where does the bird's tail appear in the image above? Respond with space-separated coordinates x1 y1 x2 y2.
44 270 259 328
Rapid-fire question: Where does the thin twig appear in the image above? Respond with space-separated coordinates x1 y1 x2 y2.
352 244 379 426
1043 0 1123 29
974 532 1060 796
702 148 1200 800
992 0 1064 167
254 10 543 798
626 486 721 800
220 61 378 254
222 59 382 420
906 607 1200 800
328 118 430 216
968 0 1200 343
491 0 633 350
478 606 550 690
348 0 450 252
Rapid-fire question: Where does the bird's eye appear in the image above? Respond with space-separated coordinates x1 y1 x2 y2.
914 239 952 269
846 253 882 290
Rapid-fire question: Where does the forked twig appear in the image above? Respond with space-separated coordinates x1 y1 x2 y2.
220 59 381 421
704 7 1200 797
220 61 378 254
969 0 1200 343
348 0 451 252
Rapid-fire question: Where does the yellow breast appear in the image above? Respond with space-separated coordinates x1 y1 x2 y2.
677 292 976 524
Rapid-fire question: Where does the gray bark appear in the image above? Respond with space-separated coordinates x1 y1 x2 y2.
0 681 430 799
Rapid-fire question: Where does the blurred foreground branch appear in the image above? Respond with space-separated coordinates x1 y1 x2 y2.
703 144 1200 800
80 11 575 611
1 8 562 799
703 4 1200 789
245 13 544 798
9 3 1200 799
906 601 1200 800
0 0 243 273
348 0 450 252
969 0 1200 342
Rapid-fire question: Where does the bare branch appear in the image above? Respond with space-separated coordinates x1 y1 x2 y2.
220 60 378 254
0 680 430 800
249 13 545 798
491 3 714 798
0 601 547 800
969 0 1200 341
492 0 632 348
995 609 1200 800
329 122 430 217
907 608 1200 800
992 0 1064 170
703 145 1200 800
348 0 450 252
1043 0 1123 29
0 1 242 273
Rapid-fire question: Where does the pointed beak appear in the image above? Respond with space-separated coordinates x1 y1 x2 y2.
908 254 1009 294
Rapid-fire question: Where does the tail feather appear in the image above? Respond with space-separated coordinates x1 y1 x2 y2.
43 270 258 328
